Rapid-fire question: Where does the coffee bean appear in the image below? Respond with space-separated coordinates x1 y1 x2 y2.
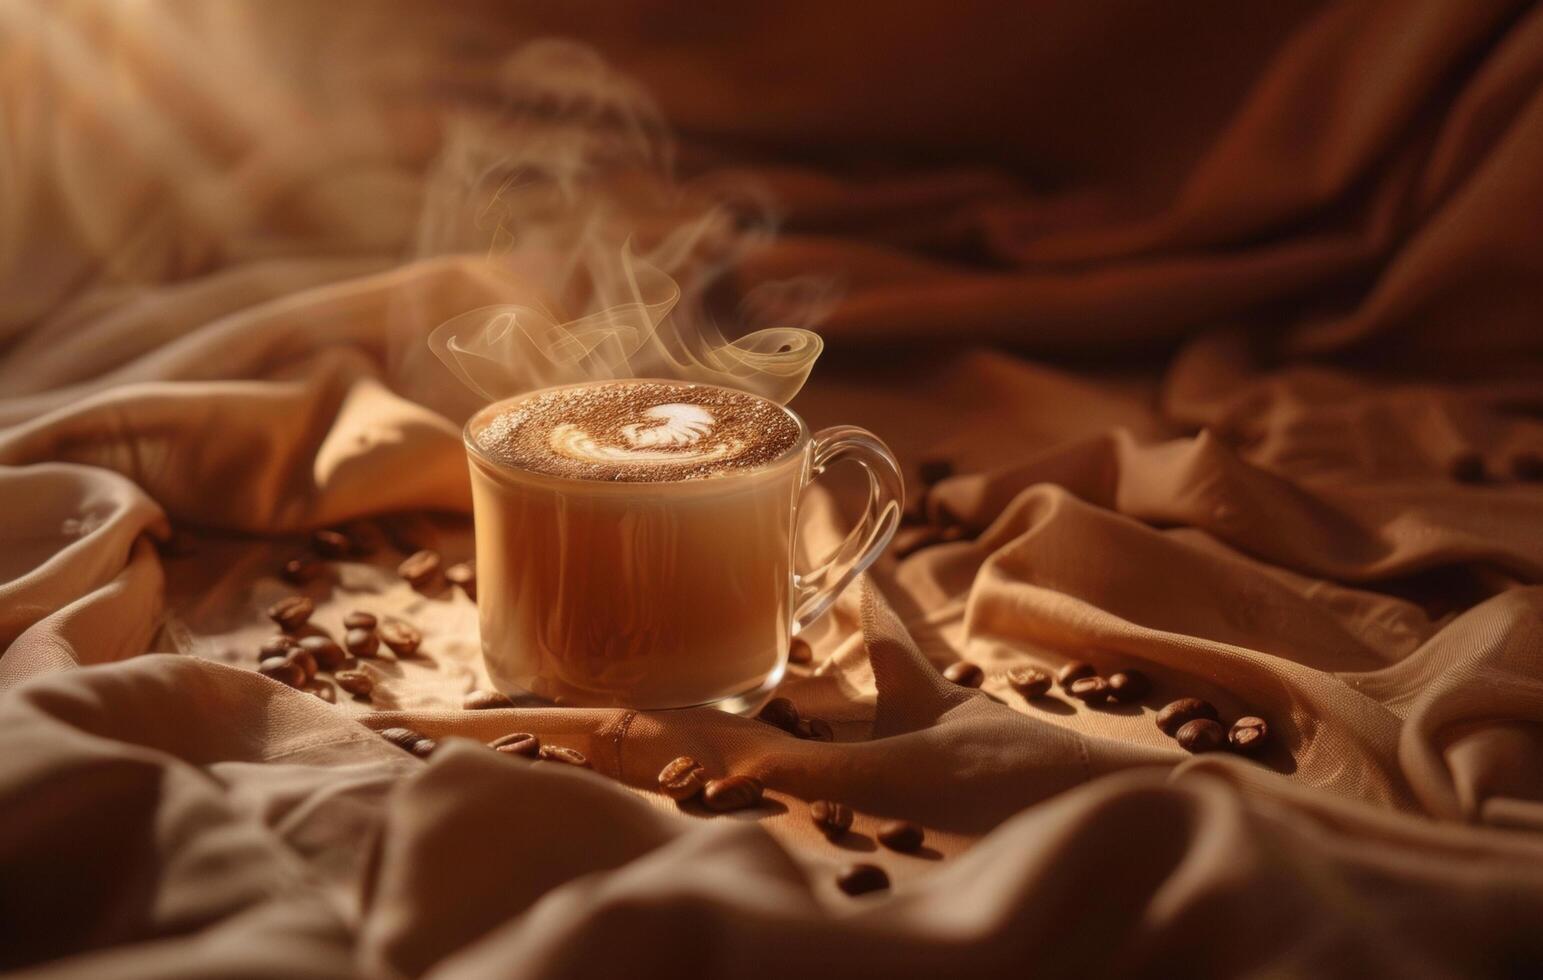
1156 698 1220 736
1058 661 1095 688
281 556 324 585
810 800 854 837
1006 666 1052 698
1107 670 1151 704
398 549 442 589
943 661 984 688
1176 718 1226 753
1511 451 1543 482
258 635 297 663
285 646 318 683
918 459 954 485
1228 716 1269 755
378 620 422 657
757 697 800 733
258 657 305 688
876 819 924 852
335 669 374 697
463 690 514 710
266 595 314 633
410 738 438 759
445 562 476 599
380 727 426 752
1068 676 1111 704
345 627 380 658
343 610 377 630
538 744 590 768
836 863 890 896
490 732 540 758
658 756 709 801
795 718 834 742
703 774 764 811
788 637 814 665
311 529 352 559
298 635 346 671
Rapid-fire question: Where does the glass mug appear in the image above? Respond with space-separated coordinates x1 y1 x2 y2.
463 380 903 712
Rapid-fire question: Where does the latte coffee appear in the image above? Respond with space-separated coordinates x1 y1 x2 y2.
475 381 802 483
465 379 902 711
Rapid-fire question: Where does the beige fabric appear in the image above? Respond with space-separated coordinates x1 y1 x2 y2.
4 1 1543 977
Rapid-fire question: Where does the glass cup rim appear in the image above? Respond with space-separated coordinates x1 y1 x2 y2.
462 378 812 489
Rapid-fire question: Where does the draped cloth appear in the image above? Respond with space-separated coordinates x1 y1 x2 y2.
3 1 1543 976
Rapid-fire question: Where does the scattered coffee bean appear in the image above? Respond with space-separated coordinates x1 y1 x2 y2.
463 690 514 710
311 529 352 559
343 610 377 630
918 459 954 485
380 727 426 752
538 744 590 768
1058 661 1096 688
810 800 854 837
410 738 438 759
1156 698 1220 736
876 820 924 852
335 669 374 697
258 657 305 688
1511 451 1543 482
266 595 314 633
281 556 324 585
1228 716 1269 755
836 863 890 896
795 718 834 742
758 697 800 733
1107 670 1151 704
788 637 814 665
1068 676 1111 704
703 774 764 811
445 562 476 599
258 635 297 663
378 620 422 657
490 732 540 758
285 646 318 683
345 627 379 658
943 661 984 688
1449 450 1485 483
398 549 442 589
658 756 709 801
1176 718 1226 753
298 635 346 671
1006 666 1052 698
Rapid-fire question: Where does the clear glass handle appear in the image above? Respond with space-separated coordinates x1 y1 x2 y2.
792 425 904 633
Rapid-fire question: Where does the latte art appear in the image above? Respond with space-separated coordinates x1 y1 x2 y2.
476 381 802 482
549 404 744 465
622 404 715 448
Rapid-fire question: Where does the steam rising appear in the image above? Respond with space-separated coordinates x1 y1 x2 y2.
419 42 827 406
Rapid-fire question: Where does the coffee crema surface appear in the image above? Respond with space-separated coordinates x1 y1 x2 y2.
476 381 802 482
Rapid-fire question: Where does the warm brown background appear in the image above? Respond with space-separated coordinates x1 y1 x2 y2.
3 1 1543 977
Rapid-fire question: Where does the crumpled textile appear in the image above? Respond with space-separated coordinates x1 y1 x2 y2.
3 2 1543 977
